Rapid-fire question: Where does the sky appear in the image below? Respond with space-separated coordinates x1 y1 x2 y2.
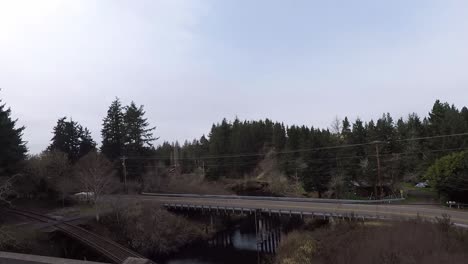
1 0 468 153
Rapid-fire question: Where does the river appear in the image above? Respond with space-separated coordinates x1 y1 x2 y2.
158 221 267 264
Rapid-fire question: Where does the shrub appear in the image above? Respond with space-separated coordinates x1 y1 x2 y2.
276 219 468 264
424 151 468 202
275 231 316 264
101 202 208 256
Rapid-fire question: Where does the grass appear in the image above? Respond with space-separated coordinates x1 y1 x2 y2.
399 182 439 204
401 182 435 193
276 218 468 264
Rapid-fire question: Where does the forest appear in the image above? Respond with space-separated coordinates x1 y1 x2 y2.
154 99 468 199
1 96 468 203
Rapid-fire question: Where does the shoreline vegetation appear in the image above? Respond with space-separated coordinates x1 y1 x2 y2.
93 201 220 258
275 217 468 264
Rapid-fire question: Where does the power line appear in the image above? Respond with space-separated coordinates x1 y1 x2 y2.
121 131 468 161
395 132 468 142
120 146 468 172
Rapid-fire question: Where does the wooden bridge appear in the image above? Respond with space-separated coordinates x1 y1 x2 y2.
139 193 468 226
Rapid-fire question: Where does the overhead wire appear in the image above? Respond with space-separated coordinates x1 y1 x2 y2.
121 132 468 161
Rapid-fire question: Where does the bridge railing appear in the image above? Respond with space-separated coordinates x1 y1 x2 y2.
142 192 405 204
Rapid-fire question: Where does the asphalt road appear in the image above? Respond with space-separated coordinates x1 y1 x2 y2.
133 194 468 226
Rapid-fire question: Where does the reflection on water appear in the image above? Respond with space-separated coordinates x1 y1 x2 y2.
165 260 219 264
160 224 260 264
231 228 257 251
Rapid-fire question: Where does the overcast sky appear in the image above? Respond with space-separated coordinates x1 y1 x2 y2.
1 0 468 153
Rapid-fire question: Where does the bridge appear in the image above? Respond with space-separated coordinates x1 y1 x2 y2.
139 193 468 226
5 208 152 264
7 194 468 260
137 193 468 253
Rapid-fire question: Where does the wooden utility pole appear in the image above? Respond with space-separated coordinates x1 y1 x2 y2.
121 156 128 194
202 160 206 176
375 142 383 198
295 167 298 184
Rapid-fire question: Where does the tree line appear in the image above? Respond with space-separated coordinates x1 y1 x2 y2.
1 94 468 202
154 100 468 198
0 96 157 205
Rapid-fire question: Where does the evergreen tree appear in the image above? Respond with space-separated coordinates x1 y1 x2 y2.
48 117 96 162
428 100 467 158
462 107 468 124
341 117 352 138
207 119 231 179
79 127 97 158
199 135 210 156
349 118 367 182
152 99 468 198
123 102 156 154
301 128 333 197
272 122 286 150
101 98 125 161
0 98 27 174
117 101 158 185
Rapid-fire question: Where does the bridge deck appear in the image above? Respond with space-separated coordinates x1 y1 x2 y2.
137 193 468 226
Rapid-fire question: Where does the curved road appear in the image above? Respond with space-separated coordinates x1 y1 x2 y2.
133 194 468 226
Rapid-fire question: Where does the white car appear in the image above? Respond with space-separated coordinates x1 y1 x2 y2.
73 192 95 202
415 182 428 188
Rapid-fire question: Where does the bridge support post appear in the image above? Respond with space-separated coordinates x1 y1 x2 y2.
272 228 278 253
210 215 214 230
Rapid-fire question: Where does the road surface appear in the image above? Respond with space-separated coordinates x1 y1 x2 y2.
132 194 468 226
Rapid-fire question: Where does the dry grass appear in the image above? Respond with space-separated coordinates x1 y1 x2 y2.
142 169 232 195
276 219 468 264
275 231 317 264
229 153 305 197
141 152 304 197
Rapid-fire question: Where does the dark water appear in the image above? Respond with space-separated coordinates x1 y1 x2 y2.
159 224 262 264
155 214 311 264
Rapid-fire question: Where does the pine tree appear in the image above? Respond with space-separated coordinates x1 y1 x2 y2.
101 98 125 161
341 117 352 139
462 107 468 125
349 118 367 183
207 119 231 179
123 102 156 154
119 102 157 185
0 98 27 174
79 127 97 158
428 100 467 154
48 117 96 162
272 122 286 150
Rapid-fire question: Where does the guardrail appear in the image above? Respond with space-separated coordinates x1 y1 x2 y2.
141 192 405 204
446 201 468 209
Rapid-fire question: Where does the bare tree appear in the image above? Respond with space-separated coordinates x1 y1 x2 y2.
22 151 71 200
74 151 117 221
0 174 19 206
330 116 342 135
328 172 346 199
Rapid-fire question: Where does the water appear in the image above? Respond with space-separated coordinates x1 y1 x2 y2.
159 224 262 264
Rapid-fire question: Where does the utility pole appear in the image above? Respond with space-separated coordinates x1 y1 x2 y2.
202 160 205 176
121 156 128 194
295 167 298 184
374 142 383 199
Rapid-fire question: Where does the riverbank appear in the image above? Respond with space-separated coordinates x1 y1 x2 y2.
275 217 468 264
85 201 224 259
